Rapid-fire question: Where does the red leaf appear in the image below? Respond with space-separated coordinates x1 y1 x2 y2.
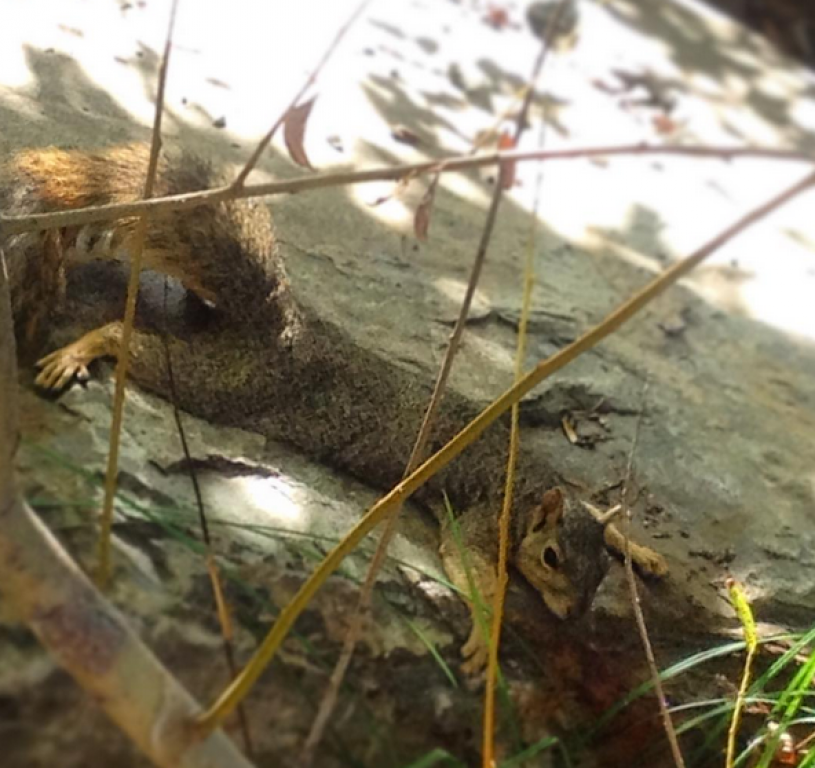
283 96 316 169
497 131 516 189
484 5 510 30
497 131 515 150
652 113 677 135
414 175 440 241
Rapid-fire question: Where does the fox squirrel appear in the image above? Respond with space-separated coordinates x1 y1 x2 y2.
2 143 667 671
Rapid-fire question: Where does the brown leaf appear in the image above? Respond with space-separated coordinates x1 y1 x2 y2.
776 730 799 766
326 134 345 153
591 77 619 95
657 312 687 337
497 131 515 151
283 96 317 169
414 175 440 241
484 5 510 30
562 412 610 448
370 191 394 207
561 415 579 445
206 76 230 90
391 124 422 147
744 701 772 716
652 113 677 135
370 170 419 208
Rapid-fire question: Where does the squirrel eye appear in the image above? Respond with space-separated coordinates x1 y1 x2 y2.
542 546 560 569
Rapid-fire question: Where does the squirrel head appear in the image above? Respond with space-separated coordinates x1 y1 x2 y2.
515 487 609 619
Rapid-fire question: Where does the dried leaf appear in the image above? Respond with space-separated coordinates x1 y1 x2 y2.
775 728 799 766
744 701 772 716
591 77 619 95
658 313 686 337
497 131 516 189
326 134 344 153
561 415 578 445
283 96 317 169
497 131 515 150
484 4 510 30
370 170 418 208
370 191 394 207
414 175 440 241
561 412 610 448
653 113 678 135
391 125 422 147
472 127 499 151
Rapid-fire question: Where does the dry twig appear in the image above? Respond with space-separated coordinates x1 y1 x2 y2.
483 1 570 760
97 0 178 586
1 144 808 237
618 377 687 768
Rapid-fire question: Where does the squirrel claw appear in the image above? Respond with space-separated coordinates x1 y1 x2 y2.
460 624 489 676
35 344 93 391
634 546 669 578
461 647 488 677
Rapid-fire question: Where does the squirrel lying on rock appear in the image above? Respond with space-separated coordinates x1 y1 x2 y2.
2 143 667 672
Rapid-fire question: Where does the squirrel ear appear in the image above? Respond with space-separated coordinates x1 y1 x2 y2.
527 487 565 533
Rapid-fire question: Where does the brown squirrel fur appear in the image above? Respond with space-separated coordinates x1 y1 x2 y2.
2 143 667 671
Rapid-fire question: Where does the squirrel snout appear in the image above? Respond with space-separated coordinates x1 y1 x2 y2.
542 591 577 619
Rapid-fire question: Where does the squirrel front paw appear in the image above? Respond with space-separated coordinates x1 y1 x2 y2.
35 341 95 390
460 622 490 676
604 522 669 578
631 542 669 578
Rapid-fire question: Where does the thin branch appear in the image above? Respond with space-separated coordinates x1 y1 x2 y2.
232 0 372 188
509 0 565 146
96 0 178 585
484 0 569 757
619 377 687 768
482 214 534 767
195 166 815 735
470 85 529 153
2 144 809 237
